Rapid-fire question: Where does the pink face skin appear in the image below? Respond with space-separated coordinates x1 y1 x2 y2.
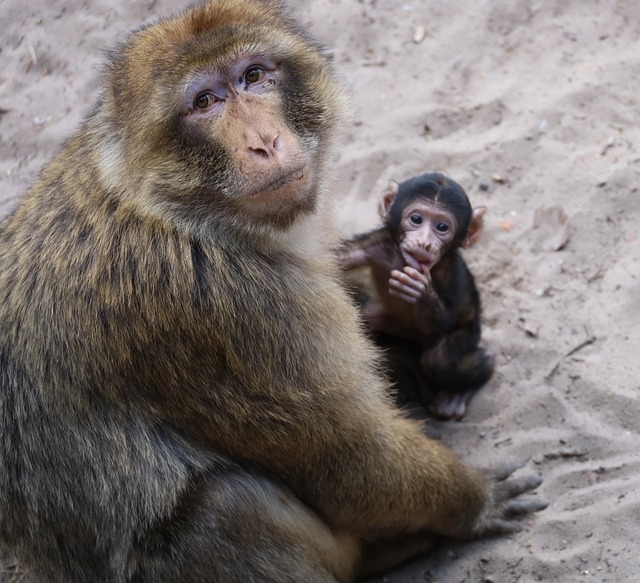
388 201 457 304
179 56 314 229
398 201 457 271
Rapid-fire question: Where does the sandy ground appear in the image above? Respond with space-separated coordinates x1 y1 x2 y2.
1 0 639 582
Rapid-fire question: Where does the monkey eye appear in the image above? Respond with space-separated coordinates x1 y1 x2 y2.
194 92 217 110
410 214 423 225
244 66 265 84
435 222 449 233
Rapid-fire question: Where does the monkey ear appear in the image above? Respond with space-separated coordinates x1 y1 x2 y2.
463 206 487 248
378 180 399 221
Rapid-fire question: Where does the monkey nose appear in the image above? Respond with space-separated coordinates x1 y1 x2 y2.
247 130 281 161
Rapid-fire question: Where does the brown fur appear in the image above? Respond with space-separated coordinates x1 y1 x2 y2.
0 2 543 582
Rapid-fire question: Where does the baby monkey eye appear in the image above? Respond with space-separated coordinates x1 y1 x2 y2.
410 214 423 225
244 66 264 84
435 222 449 233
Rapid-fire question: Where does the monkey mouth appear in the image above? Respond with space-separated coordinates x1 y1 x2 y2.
251 165 307 197
402 249 433 272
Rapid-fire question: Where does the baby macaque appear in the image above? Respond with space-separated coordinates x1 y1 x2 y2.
339 172 494 420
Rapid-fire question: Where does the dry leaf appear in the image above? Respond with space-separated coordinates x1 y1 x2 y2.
531 205 571 251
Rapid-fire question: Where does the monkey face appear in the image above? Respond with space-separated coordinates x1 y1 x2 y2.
397 201 457 271
178 54 316 229
101 0 346 233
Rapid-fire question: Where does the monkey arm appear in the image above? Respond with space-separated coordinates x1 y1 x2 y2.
337 228 394 271
101 251 505 540
387 266 458 335
298 402 542 539
337 246 371 270
430 256 483 363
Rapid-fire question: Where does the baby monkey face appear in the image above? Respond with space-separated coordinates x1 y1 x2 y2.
398 201 457 271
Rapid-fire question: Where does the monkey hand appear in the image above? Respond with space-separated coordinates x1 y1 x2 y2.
466 461 547 538
389 266 433 304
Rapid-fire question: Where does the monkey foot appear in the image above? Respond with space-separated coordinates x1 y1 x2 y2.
428 389 477 421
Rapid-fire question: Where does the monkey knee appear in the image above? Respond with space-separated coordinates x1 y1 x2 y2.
459 358 494 389
439 348 495 391
467 348 495 388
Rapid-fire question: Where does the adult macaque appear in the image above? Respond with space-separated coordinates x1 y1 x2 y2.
339 173 494 420
0 3 542 582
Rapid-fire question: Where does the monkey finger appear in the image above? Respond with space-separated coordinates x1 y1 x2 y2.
389 282 424 301
503 497 548 517
402 266 431 286
389 281 423 299
390 273 426 296
391 270 428 293
478 518 525 537
389 287 420 304
391 268 425 286
495 474 543 500
490 460 526 482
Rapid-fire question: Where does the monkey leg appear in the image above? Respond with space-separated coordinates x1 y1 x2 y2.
133 465 359 583
422 347 495 421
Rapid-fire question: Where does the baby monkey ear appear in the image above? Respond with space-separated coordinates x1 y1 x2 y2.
462 206 487 248
378 179 400 221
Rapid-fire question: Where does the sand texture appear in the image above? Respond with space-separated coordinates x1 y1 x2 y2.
1 0 639 581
